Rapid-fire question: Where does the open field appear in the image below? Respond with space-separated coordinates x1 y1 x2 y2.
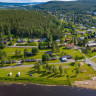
0 62 95 85
59 47 85 59
92 57 96 63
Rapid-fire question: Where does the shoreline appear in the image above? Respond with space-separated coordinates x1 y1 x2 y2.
0 81 96 90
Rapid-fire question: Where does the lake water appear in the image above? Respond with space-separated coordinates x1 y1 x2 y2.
0 84 96 96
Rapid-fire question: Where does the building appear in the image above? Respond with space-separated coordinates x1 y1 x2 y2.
56 39 60 42
92 49 96 52
87 43 96 47
0 41 7 44
79 37 85 40
39 38 47 42
61 57 67 62
6 60 16 64
18 39 26 43
50 57 57 60
65 38 71 42
25 59 37 62
45 51 53 56
61 55 73 60
29 39 35 43
66 43 74 49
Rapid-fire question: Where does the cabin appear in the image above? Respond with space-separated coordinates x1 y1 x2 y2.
65 38 71 42
87 30 93 34
18 39 26 43
25 59 37 62
61 57 67 62
45 51 53 56
92 49 96 52
79 37 85 40
50 57 57 60
29 39 35 43
9 37 12 41
17 72 20 77
61 55 73 60
65 33 71 35
56 39 60 42
66 43 74 49
39 38 47 42
0 41 7 44
87 43 96 47
6 60 16 64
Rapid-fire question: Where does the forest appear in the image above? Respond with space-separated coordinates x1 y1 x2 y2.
0 10 66 39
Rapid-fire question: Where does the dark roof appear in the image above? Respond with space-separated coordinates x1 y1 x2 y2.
45 51 53 55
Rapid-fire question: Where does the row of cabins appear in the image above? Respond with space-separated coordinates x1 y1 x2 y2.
87 43 96 47
6 60 16 64
25 59 37 62
18 38 47 43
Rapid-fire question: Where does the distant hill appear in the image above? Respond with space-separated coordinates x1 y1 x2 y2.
0 2 44 9
0 0 96 12
32 0 96 11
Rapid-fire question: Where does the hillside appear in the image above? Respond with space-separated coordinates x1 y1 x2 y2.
0 10 64 39
30 0 96 12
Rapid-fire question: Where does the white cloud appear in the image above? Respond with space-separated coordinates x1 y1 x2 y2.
0 0 76 3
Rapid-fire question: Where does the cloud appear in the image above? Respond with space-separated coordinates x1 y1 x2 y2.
0 0 76 3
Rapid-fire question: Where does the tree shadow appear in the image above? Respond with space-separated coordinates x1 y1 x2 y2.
39 72 48 77
70 62 75 66
70 75 77 78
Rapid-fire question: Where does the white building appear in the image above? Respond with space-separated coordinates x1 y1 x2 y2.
18 39 26 43
29 39 35 43
61 57 67 62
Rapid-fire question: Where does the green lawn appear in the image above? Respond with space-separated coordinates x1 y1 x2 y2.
92 57 96 63
0 62 95 85
59 47 85 60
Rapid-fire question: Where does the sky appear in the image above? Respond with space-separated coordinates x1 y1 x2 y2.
0 0 76 3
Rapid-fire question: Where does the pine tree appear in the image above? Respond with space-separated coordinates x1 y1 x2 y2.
59 65 63 75
24 49 28 57
8 28 12 40
9 58 12 64
15 49 18 56
1 57 6 66
22 55 25 63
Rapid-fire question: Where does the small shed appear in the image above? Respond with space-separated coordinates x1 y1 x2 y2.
8 72 12 76
17 72 20 77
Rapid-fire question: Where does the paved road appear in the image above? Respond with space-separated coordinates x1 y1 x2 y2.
1 48 96 70
7 46 38 48
0 59 77 69
0 64 34 69
79 49 96 71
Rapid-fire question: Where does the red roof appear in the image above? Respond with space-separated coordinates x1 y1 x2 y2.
66 43 74 47
65 38 71 41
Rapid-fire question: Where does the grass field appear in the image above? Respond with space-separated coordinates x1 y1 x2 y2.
59 47 85 60
0 62 95 85
92 57 96 63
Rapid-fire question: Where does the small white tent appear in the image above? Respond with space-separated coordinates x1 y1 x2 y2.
17 72 20 77
9 72 12 76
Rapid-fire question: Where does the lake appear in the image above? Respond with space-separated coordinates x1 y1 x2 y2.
0 83 96 96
